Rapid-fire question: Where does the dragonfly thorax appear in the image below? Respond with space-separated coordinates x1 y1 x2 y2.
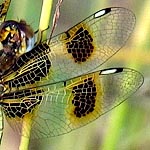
0 20 35 75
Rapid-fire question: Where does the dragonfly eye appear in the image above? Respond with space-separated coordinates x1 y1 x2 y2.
0 20 34 52
0 20 35 75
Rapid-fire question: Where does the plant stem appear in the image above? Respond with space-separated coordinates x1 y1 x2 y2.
19 0 53 149
19 114 33 150
38 0 54 42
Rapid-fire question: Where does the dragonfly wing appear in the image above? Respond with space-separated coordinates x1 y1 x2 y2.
2 68 143 138
48 7 136 82
1 6 139 139
2 7 136 86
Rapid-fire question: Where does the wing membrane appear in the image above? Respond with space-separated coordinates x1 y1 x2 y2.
47 7 136 82
2 68 143 138
3 7 136 86
0 6 139 140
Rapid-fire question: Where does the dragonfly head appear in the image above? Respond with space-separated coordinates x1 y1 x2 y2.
0 20 35 75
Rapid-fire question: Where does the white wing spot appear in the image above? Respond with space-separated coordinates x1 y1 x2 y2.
101 68 118 75
94 10 106 18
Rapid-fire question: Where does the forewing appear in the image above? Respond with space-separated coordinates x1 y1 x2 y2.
48 7 136 82
2 7 136 85
1 68 143 138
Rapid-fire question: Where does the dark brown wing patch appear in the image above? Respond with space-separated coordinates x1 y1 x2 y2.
2 90 43 118
66 27 94 63
72 77 96 118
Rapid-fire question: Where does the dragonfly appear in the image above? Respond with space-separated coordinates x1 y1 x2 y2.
0 0 144 144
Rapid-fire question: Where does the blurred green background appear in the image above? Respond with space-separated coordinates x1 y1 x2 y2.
1 0 150 150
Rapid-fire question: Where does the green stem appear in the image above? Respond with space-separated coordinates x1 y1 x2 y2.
19 1 53 149
37 0 54 42
19 114 33 150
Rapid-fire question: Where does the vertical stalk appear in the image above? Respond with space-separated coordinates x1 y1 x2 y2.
37 0 54 42
19 114 33 150
19 0 53 149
